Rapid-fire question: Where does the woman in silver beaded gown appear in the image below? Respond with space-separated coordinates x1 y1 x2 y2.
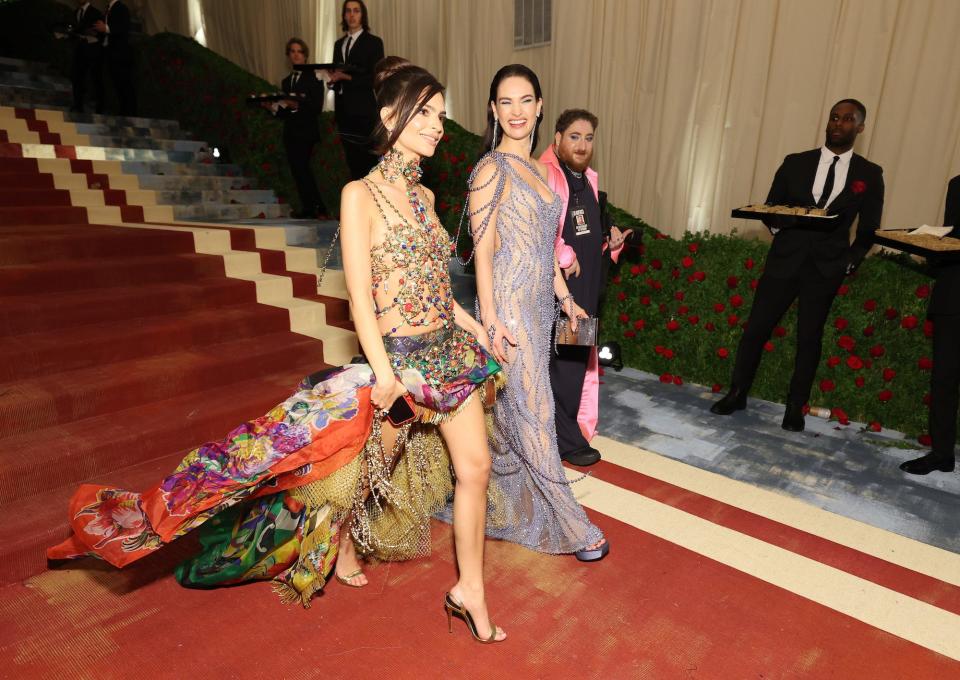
466 65 609 560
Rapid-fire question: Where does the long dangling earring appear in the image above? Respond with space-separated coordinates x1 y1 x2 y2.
492 118 499 149
529 130 534 154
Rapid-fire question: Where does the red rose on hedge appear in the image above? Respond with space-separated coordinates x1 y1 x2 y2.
773 326 787 337
673 375 684 385
901 315 918 330
827 355 841 368
655 345 665 355
882 367 896 381
868 421 881 432
619 313 630 324
712 383 723 393
617 291 626 301
663 348 675 359
612 275 621 284
763 341 775 352
624 330 636 338
750 279 759 290
851 180 867 194
837 284 850 296
884 307 898 320
923 393 931 405
705 322 716 331
863 325 875 337
681 256 694 268
666 320 680 331
671 268 681 280
855 376 865 387
714 302 726 313
915 284 930 298
651 259 663 270
658 303 668 313
834 318 849 331
634 319 646 330
918 434 932 446
924 320 934 338
918 356 933 370
846 355 864 370
675 291 685 301
878 389 893 402
730 294 744 308
833 408 850 425
687 315 700 325
688 243 699 253
820 379 836 392
640 295 651 305
863 299 877 312
659 373 673 383
717 348 730 358
869 345 885 358
744 258 754 270
727 276 739 288
630 265 642 276
727 314 739 326
638 264 649 274
693 271 706 282
837 335 855 351
678 305 690 315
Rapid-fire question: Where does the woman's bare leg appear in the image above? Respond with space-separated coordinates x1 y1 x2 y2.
439 397 506 641
335 419 404 587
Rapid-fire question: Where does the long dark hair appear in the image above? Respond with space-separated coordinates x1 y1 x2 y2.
480 64 544 155
371 57 445 155
340 0 370 32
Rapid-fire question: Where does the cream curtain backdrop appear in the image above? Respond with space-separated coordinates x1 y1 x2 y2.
136 0 960 239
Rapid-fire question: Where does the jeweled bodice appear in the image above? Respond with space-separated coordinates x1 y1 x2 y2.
363 179 454 336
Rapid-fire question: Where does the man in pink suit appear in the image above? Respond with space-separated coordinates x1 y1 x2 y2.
540 110 632 466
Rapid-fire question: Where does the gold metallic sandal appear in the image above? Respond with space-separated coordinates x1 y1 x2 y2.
335 569 366 588
444 592 504 643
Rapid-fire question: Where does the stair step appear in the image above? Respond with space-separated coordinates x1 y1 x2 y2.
115 159 244 177
0 277 258 336
174 203 288 221
0 359 327 584
0 303 294 382
80 135 207 153
0 252 226 295
0 223 196 264
0 188 73 206
134 174 252 191
0 205 87 225
154 189 277 205
0 71 72 92
0 331 326 445
72 122 195 141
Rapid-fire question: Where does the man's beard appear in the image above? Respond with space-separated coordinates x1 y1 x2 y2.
561 152 592 173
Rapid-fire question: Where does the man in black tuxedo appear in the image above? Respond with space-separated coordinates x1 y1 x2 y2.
711 99 885 432
328 0 384 180
900 176 960 475
269 38 328 219
94 0 136 116
70 1 104 113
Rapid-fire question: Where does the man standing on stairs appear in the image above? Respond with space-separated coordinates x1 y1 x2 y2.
94 0 136 117
267 38 328 219
328 0 384 180
70 0 104 114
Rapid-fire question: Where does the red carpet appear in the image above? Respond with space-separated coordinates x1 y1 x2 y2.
0 141 346 586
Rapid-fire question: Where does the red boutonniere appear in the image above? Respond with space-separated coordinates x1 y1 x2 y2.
851 180 867 194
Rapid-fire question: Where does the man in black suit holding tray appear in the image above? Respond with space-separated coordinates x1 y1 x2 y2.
328 0 384 180
711 99 885 432
266 38 327 219
900 175 960 475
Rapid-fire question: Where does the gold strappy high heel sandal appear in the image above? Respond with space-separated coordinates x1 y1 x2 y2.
444 592 503 643
335 569 366 588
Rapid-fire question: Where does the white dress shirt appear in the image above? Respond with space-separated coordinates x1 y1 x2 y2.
812 145 853 208
342 29 363 60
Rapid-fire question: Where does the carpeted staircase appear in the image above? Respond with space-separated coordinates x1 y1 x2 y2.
0 61 357 584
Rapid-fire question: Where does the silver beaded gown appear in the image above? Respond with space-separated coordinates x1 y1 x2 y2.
471 151 604 553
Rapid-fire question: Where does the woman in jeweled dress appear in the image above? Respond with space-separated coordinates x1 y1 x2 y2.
49 58 506 642
465 64 609 560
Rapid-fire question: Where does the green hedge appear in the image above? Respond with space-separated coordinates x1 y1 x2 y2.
3 0 941 442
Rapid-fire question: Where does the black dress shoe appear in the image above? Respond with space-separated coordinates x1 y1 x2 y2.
899 453 955 475
710 388 747 415
781 402 805 432
560 446 601 466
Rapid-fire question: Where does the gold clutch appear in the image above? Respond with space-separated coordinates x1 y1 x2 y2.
554 317 598 346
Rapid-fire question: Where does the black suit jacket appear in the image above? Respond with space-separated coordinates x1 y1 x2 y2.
278 71 324 142
928 175 960 317
73 3 103 45
104 0 132 55
331 31 384 124
763 149 885 279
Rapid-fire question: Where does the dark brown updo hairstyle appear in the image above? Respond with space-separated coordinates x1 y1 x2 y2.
371 56 445 155
480 64 544 154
